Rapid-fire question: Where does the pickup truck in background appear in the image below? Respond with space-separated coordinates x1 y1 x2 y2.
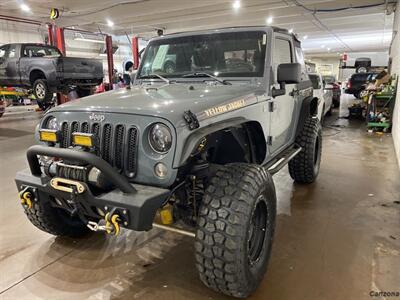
0 43 103 109
322 75 341 108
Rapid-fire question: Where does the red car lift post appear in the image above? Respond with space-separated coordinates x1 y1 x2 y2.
47 24 55 46
47 24 68 104
55 27 66 55
132 36 139 70
105 35 114 90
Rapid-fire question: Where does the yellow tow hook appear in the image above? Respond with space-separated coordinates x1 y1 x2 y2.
19 188 33 209
104 212 121 236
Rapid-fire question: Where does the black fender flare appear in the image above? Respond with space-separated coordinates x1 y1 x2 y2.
177 117 266 167
295 96 319 138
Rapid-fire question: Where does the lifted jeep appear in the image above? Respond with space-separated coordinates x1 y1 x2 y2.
15 26 322 298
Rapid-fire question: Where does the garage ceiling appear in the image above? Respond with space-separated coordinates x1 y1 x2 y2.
0 0 395 54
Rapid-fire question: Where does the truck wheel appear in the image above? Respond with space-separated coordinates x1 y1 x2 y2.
33 79 53 103
195 163 276 298
326 105 332 116
289 117 322 184
37 100 53 111
24 196 89 237
333 99 340 108
163 61 176 74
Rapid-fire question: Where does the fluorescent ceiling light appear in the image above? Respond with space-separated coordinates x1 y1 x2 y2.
303 35 308 40
107 19 114 27
288 28 293 34
321 45 326 48
266 16 273 24
74 37 104 44
20 3 30 12
232 0 241 9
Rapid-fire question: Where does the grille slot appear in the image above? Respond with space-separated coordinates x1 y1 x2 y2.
114 125 125 169
61 122 69 148
70 121 79 145
91 123 100 155
81 122 89 133
59 120 139 177
126 127 138 176
101 124 112 164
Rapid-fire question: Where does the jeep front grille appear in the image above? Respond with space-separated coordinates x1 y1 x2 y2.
59 121 139 178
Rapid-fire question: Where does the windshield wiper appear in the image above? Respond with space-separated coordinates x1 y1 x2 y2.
140 73 171 84
182 72 231 85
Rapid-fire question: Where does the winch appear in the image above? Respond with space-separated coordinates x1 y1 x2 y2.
43 158 113 191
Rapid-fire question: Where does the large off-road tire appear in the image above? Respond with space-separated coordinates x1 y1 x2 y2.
33 79 53 103
289 117 322 183
195 163 276 298
23 196 89 237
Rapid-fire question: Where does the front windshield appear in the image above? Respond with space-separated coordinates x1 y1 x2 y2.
138 31 267 79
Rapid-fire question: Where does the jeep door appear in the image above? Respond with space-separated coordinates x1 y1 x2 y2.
268 35 297 154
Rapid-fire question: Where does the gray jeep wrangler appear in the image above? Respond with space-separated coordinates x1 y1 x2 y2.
15 26 322 298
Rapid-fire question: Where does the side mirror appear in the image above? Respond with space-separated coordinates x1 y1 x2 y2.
272 63 301 98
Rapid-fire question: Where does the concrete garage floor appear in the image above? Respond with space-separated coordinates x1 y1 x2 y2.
0 95 399 300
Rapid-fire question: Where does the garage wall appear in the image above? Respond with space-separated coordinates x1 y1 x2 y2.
390 1 400 167
306 57 340 80
0 20 43 44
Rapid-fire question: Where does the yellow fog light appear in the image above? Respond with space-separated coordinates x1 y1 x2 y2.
154 162 168 178
72 132 94 147
39 129 58 143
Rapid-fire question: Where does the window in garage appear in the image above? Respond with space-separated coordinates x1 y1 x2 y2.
273 38 292 81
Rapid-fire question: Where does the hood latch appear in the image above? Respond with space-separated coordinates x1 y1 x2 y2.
183 110 200 130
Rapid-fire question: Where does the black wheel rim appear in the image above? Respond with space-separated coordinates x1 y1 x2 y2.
248 196 268 265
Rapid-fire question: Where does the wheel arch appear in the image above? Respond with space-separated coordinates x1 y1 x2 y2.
177 118 267 167
29 69 47 85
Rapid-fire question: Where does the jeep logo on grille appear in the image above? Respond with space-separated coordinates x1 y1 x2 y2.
89 113 105 122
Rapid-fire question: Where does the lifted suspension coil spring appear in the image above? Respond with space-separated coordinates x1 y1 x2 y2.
188 176 205 219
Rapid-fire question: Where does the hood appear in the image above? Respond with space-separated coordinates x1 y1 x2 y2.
51 83 261 125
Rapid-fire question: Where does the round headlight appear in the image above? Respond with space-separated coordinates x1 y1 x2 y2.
46 117 59 130
148 123 172 153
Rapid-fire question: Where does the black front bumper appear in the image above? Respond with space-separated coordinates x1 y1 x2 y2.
15 145 170 231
